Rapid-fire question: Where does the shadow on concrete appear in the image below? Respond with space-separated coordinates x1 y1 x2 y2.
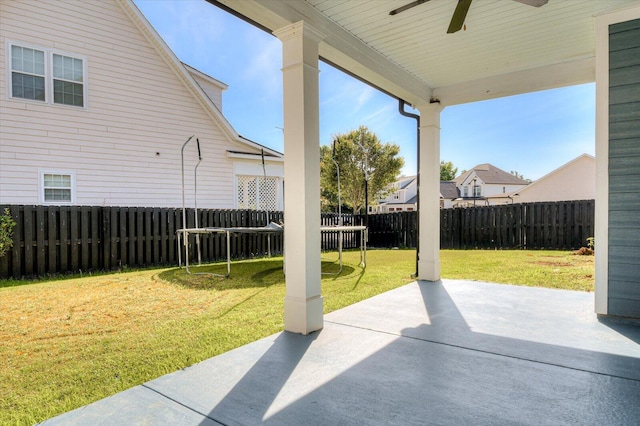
189 281 640 425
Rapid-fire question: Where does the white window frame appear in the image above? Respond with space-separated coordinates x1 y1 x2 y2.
6 40 88 109
39 169 76 205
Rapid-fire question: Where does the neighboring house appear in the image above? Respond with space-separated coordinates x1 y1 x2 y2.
512 154 595 204
0 0 283 210
374 176 461 211
439 181 459 209
452 163 528 207
372 175 417 213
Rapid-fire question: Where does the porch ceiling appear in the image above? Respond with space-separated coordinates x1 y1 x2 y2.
212 0 638 106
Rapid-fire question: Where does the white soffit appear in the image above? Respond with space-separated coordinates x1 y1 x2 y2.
214 0 640 105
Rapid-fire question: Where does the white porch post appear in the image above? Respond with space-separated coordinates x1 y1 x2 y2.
417 103 444 281
274 22 325 335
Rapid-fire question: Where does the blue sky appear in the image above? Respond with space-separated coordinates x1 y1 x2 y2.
134 0 595 181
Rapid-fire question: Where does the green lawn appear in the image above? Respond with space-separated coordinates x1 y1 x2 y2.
0 249 593 424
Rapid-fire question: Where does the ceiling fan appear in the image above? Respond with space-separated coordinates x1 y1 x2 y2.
389 0 549 34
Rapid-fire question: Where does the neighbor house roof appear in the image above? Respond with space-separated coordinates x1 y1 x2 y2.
455 163 528 185
399 176 417 190
440 181 459 199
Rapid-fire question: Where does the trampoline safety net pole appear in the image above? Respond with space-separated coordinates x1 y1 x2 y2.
194 138 203 266
180 135 194 264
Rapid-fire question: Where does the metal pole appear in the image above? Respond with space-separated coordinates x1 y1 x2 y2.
332 141 342 225
194 138 202 265
357 131 369 227
180 135 194 263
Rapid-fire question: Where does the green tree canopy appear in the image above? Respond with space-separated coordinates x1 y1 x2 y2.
321 126 404 214
440 160 458 181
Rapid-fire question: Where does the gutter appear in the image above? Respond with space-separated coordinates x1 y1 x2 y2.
398 100 420 278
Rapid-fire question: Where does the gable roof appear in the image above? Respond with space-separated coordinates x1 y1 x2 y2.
455 163 528 185
440 181 459 199
119 0 282 158
399 176 417 189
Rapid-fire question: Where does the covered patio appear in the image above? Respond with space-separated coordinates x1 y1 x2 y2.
44 0 640 422
203 0 640 334
44 279 640 424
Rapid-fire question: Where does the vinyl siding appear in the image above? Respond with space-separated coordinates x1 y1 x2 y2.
0 0 257 208
515 156 595 203
608 18 640 318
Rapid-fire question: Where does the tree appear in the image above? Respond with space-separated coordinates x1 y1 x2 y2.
321 126 404 214
510 170 532 183
0 208 16 257
440 161 458 181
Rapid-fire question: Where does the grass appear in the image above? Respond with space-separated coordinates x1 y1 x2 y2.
440 249 595 292
0 249 593 424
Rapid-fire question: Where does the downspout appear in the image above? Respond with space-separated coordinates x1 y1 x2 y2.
398 100 420 278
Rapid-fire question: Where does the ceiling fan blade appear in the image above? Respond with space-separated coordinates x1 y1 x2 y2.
389 0 430 16
512 0 549 6
447 0 473 34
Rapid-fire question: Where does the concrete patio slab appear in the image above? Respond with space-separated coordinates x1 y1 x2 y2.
41 279 640 425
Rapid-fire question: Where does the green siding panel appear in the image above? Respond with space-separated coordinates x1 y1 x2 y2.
608 18 640 319
610 173 640 193
609 191 640 210
609 155 640 176
610 103 640 124
609 228 640 244
609 85 640 105
609 245 640 264
610 46 640 69
609 27 640 52
609 137 640 157
610 19 640 34
610 67 640 87
608 298 640 319
609 211 640 228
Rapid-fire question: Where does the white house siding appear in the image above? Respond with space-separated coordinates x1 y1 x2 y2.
515 155 596 203
0 0 259 208
187 67 226 112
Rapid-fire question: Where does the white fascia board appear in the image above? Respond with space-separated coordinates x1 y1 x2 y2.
227 152 284 162
183 63 229 91
433 57 595 106
215 0 432 106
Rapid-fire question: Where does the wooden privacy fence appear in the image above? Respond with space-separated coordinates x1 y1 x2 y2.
358 200 594 250
0 205 284 279
0 200 594 278
439 200 594 249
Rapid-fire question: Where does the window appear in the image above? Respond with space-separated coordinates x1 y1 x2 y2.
8 42 86 108
237 175 279 210
463 186 469 197
11 45 45 101
473 185 481 197
52 54 84 106
40 171 75 204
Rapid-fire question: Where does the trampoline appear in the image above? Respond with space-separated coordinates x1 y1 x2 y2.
176 135 367 277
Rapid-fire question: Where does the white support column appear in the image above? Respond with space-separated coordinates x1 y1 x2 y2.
417 102 444 281
274 22 325 335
